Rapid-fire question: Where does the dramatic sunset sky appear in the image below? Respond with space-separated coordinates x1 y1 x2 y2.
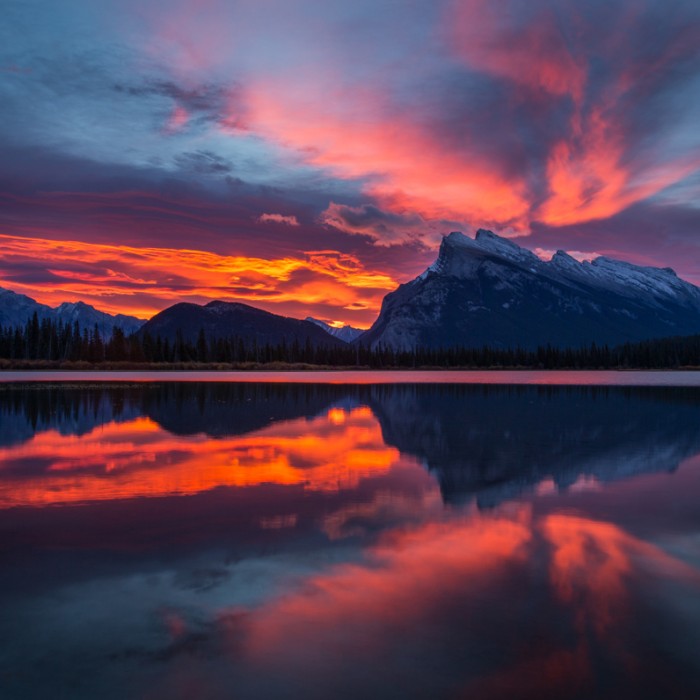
2 0 700 326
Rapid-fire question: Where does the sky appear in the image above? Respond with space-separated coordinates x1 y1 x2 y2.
1 0 700 327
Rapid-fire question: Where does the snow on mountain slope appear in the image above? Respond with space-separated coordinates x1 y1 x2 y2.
306 318 364 343
427 230 699 306
0 287 145 335
361 230 700 350
54 301 144 335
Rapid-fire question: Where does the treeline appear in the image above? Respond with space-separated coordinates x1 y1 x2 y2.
2 312 700 368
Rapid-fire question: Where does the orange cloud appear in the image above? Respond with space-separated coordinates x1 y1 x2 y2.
539 111 700 227
0 233 396 324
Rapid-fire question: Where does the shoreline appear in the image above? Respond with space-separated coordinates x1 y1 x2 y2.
4 368 700 386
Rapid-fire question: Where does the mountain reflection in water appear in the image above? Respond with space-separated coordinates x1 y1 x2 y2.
1 382 699 699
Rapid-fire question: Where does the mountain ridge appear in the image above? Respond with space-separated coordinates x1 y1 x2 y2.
359 229 700 350
4 229 700 351
0 287 144 336
139 300 347 348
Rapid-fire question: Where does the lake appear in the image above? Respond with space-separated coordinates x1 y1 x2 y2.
1 377 700 698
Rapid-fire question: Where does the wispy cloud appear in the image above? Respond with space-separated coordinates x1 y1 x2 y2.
258 213 300 226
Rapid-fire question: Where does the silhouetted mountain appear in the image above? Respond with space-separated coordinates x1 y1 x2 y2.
359 230 700 350
138 300 346 347
306 317 364 343
0 287 144 335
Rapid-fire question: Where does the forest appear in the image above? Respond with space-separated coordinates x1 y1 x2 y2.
2 312 700 369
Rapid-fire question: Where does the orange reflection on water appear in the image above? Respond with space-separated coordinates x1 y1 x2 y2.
232 510 532 661
541 514 700 637
221 510 700 695
0 406 401 508
542 515 632 635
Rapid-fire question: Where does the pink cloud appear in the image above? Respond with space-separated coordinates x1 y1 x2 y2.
237 81 530 233
444 0 700 228
258 213 300 226
164 105 189 133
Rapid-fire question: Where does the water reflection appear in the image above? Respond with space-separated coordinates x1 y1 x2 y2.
1 383 700 699
3 384 700 508
0 407 401 507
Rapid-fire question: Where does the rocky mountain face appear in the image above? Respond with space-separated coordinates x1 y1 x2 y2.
53 301 144 336
0 287 144 335
0 288 52 328
139 300 346 347
359 230 700 350
306 317 364 343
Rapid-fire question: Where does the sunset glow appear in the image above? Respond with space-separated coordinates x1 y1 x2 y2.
2 0 700 319
0 233 396 324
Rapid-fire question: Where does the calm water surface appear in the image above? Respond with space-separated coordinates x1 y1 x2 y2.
1 381 700 699
4 368 700 384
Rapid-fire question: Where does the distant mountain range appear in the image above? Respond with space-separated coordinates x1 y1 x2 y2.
306 317 364 343
138 300 346 348
4 229 700 350
360 230 700 350
0 287 144 336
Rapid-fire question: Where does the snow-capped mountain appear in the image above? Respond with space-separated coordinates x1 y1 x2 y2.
360 229 700 350
0 288 54 328
0 287 144 335
306 317 364 343
54 301 144 336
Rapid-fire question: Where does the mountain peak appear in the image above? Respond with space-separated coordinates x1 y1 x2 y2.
550 249 579 269
56 300 89 311
423 229 539 280
474 228 499 242
204 300 245 310
474 229 540 263
443 231 475 246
